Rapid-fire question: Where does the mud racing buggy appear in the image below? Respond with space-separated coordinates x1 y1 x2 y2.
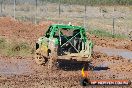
35 24 93 69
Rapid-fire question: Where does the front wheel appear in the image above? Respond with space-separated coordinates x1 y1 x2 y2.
48 56 55 69
47 49 58 69
34 49 47 65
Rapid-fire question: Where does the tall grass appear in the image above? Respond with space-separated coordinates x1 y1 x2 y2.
88 29 128 39
0 38 34 57
40 0 132 5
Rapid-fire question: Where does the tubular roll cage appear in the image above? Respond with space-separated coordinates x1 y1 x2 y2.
45 24 88 53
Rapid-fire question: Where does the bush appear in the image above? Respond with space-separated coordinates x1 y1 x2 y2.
0 38 6 49
88 29 128 39
0 38 34 57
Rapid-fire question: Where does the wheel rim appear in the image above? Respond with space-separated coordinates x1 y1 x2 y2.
35 52 45 65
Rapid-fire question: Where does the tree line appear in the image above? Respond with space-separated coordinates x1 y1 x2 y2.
40 0 132 5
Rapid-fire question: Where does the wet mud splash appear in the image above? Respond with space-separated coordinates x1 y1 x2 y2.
0 58 34 76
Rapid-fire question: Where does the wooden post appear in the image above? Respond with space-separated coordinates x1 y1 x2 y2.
13 0 16 19
0 0 3 13
35 0 37 24
84 4 87 29
45 0 48 21
112 18 115 38
58 0 61 18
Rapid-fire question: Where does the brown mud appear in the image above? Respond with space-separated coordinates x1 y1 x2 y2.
0 17 132 88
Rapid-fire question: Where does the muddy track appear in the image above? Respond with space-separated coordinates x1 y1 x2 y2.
0 17 132 88
0 52 132 88
89 35 132 51
0 17 131 50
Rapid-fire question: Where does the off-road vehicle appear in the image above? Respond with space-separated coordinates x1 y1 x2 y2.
35 24 93 69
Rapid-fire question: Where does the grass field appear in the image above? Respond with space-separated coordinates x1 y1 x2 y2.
0 37 33 57
88 29 128 39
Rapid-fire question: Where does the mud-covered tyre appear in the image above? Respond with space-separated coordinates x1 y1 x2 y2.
34 49 45 65
48 56 54 69
35 53 45 65
47 50 57 69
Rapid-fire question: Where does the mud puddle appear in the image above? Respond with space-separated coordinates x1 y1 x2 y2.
94 46 132 59
56 59 110 72
57 59 90 71
0 59 34 76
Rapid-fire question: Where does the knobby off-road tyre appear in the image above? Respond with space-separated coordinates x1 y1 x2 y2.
34 49 46 65
47 49 58 70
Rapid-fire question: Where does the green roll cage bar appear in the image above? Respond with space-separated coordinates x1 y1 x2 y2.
45 24 89 53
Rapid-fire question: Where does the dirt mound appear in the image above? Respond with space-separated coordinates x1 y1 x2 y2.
38 20 55 28
91 52 132 82
0 17 131 87
89 35 132 51
0 17 54 43
0 17 131 50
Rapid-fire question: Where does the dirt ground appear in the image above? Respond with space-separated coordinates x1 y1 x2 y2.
0 17 132 88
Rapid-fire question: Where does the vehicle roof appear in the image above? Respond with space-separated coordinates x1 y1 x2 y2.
51 24 84 30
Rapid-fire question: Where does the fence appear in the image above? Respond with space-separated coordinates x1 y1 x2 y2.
0 0 131 37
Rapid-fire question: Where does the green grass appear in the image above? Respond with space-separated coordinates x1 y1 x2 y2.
40 0 132 5
88 29 128 39
0 38 34 57
0 38 6 49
